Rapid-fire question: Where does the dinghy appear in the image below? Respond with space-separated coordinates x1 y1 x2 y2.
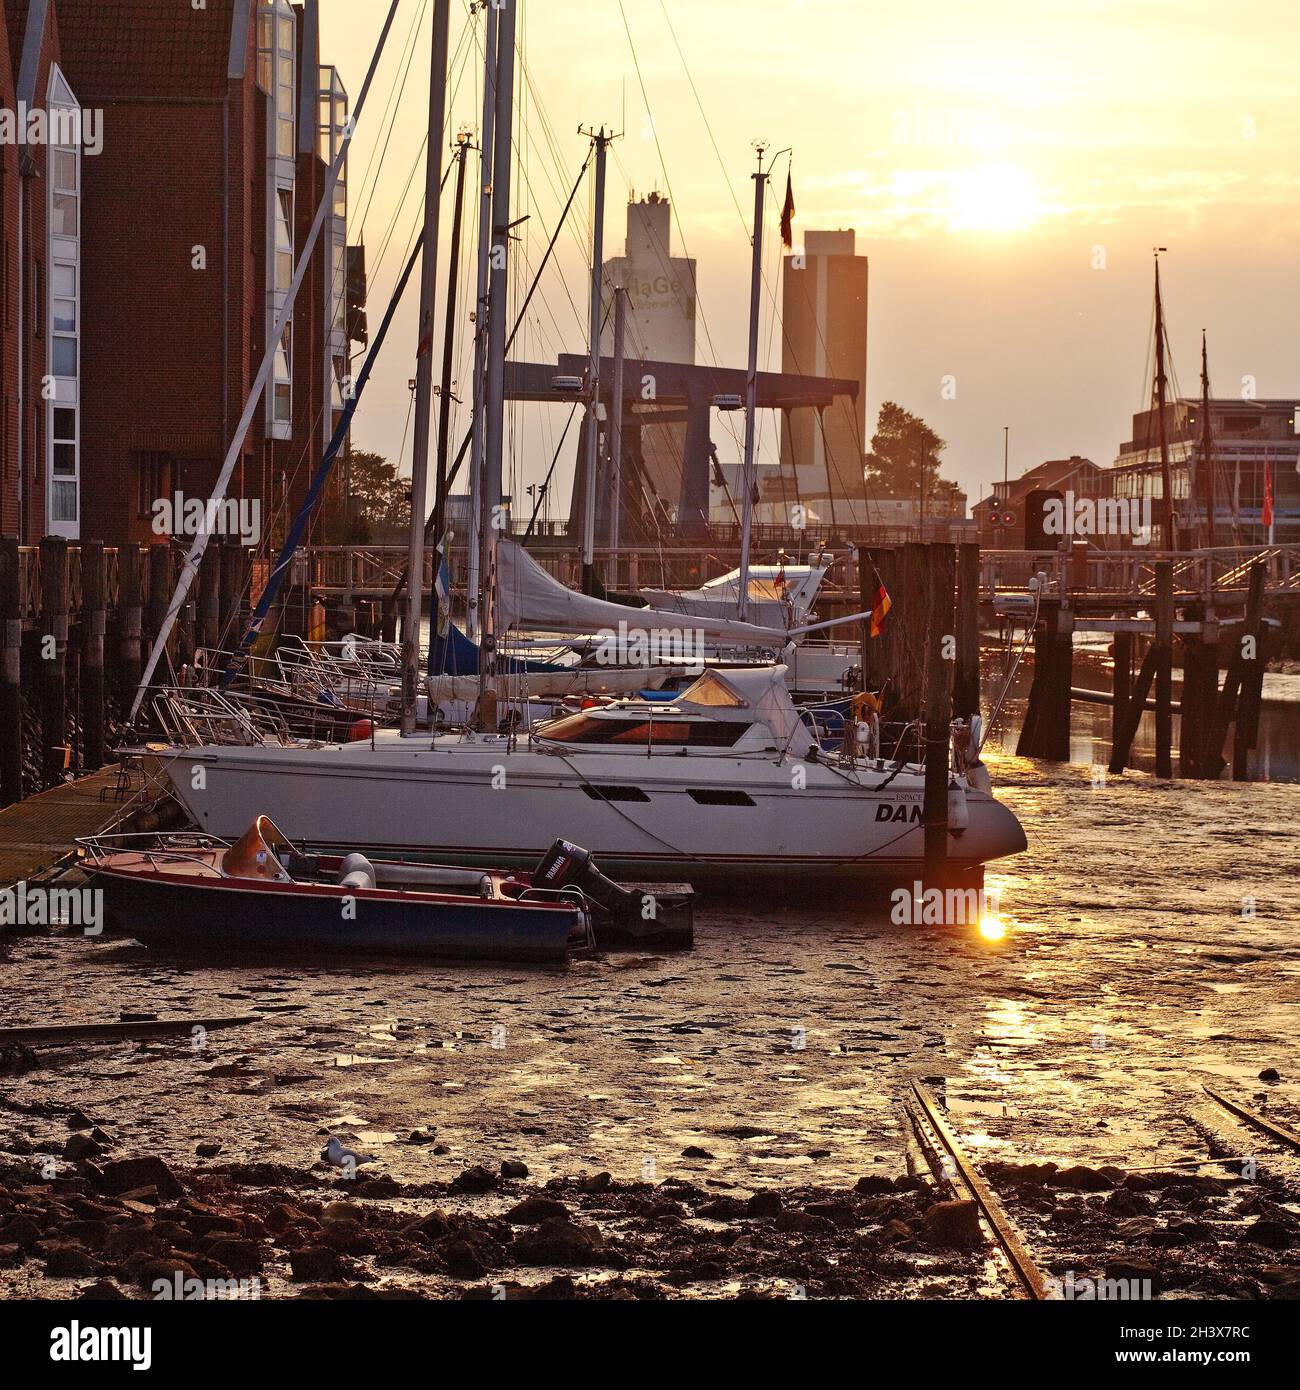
78 818 693 962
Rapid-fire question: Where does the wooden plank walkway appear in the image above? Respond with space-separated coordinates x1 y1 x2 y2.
0 766 133 885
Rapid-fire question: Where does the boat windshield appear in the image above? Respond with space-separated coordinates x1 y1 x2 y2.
538 713 748 747
222 815 294 881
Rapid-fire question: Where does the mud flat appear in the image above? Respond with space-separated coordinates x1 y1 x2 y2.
2 750 1299 1298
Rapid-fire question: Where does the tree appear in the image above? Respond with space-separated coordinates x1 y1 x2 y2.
324 449 410 543
863 401 952 504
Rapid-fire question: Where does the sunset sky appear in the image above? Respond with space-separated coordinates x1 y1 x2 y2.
320 0 1300 519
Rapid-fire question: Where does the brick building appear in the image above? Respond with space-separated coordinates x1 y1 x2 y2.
0 0 360 545
2 0 75 541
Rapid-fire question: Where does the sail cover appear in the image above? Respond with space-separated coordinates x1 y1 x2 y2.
495 540 791 647
639 557 831 629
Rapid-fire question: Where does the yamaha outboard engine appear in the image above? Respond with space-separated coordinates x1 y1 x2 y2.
533 839 633 914
533 840 693 949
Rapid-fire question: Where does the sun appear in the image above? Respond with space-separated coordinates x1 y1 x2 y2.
948 163 1039 232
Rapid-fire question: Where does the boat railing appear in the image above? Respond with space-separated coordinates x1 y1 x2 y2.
77 832 232 878
151 687 291 748
515 885 596 946
278 634 402 684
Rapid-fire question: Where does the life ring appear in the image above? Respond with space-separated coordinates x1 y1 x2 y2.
850 690 882 720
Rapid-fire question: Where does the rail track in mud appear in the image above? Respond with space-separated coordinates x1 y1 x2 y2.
906 1080 1300 1301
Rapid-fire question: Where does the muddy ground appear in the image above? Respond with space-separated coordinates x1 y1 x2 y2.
2 737 1300 1299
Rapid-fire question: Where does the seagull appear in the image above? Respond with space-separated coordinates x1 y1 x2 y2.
321 1136 375 1169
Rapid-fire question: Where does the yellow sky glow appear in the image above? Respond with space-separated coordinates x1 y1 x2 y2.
320 0 1300 510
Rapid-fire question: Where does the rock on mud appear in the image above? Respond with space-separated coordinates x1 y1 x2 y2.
923 1200 983 1248
511 1218 604 1267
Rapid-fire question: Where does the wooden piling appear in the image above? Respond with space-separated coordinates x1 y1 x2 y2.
147 543 172 662
1110 630 1133 763
1153 562 1173 778
219 540 243 656
953 542 981 721
199 543 222 654
1017 600 1072 761
1206 563 1264 780
894 541 927 725
118 543 144 717
1177 607 1219 780
81 539 106 771
1232 563 1267 781
923 543 955 883
0 537 22 807
39 535 69 789
1109 642 1159 774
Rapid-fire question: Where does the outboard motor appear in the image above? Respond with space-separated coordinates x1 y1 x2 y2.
533 839 633 914
533 840 693 949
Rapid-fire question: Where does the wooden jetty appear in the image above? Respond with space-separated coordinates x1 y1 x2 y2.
0 766 151 886
983 547 1281 780
1 532 1295 811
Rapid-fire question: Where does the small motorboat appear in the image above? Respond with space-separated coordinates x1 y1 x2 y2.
77 817 693 963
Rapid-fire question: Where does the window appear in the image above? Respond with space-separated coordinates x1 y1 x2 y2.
677 670 751 708
52 338 77 375
580 785 651 803
136 452 173 518
687 789 756 806
540 713 747 748
257 12 273 90
274 190 293 291
259 2 298 440
45 65 81 538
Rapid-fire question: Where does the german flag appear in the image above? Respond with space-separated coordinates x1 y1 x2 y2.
869 583 892 639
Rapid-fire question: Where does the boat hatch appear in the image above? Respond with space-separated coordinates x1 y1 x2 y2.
676 669 750 707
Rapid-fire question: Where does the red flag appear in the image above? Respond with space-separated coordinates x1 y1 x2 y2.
779 172 795 249
1262 462 1274 529
869 583 892 639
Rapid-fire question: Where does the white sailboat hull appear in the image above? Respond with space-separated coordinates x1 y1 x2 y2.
162 735 1026 882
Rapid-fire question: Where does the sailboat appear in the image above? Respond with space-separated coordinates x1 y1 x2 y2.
160 664 1025 882
149 0 1027 886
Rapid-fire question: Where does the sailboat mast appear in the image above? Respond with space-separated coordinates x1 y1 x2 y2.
737 145 769 623
608 285 627 561
1200 330 1216 548
581 127 612 596
127 0 401 725
430 133 470 587
478 0 518 701
466 0 498 644
401 0 453 736
1152 248 1177 552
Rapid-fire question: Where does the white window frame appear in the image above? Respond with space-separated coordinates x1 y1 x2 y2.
46 65 81 539
320 65 349 448
259 0 297 440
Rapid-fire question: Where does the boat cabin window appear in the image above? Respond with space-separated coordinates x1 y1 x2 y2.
675 670 750 707
540 712 748 747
